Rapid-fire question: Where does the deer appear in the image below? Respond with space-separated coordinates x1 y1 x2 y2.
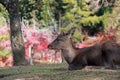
48 27 104 70
101 40 120 69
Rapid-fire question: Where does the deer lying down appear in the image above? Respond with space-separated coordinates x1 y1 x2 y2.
48 28 104 70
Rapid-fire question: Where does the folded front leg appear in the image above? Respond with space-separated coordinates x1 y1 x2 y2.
68 64 85 70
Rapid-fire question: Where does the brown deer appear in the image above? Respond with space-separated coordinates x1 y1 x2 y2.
101 40 120 69
48 28 104 70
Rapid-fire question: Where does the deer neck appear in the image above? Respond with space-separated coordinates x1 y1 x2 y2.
61 40 78 64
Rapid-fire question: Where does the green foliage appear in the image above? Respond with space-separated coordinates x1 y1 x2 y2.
0 0 118 42
40 0 55 25
97 6 113 16
19 0 36 19
101 0 120 31
80 16 103 26
17 0 114 32
0 35 9 41
0 50 11 57
0 4 9 25
59 0 114 42
73 29 83 43
19 0 56 28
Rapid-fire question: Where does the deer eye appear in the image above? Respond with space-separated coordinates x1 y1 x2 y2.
57 38 60 41
57 38 62 41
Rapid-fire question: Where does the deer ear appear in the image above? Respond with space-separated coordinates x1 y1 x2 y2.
67 27 76 36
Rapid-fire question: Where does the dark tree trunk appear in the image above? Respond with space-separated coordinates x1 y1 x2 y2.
0 0 28 66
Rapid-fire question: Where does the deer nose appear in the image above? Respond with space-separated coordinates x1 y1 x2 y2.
48 44 52 49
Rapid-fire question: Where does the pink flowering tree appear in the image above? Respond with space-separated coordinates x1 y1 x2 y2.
0 25 62 67
23 27 62 64
0 26 13 67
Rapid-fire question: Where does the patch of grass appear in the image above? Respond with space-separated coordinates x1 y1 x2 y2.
0 63 120 80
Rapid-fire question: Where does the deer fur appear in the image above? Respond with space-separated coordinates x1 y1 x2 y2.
101 40 120 69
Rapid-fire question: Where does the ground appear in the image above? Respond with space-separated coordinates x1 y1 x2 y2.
0 63 120 80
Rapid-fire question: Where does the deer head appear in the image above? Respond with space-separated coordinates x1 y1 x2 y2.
48 27 76 50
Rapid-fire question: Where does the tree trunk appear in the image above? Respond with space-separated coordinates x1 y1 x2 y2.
8 0 28 66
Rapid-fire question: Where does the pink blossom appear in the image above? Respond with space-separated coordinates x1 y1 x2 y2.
0 26 63 67
76 43 94 48
5 55 13 67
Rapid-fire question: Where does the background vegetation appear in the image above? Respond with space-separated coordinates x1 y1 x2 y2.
0 0 119 30
0 0 119 42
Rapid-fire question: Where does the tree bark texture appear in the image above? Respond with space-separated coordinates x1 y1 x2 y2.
9 0 27 66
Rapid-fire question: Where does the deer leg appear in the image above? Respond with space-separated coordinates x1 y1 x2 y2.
68 57 88 70
68 64 84 70
102 58 117 69
107 58 116 69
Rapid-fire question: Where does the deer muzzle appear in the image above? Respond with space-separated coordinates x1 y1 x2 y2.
48 44 53 49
